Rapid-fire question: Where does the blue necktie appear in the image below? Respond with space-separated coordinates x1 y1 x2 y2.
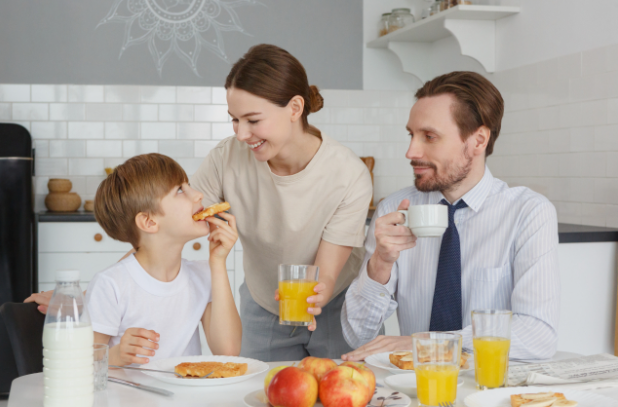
429 198 468 331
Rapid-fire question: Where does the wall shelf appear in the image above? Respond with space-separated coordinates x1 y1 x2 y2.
367 5 520 80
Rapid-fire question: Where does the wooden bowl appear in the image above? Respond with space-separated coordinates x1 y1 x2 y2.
48 179 72 193
45 192 82 212
84 200 94 212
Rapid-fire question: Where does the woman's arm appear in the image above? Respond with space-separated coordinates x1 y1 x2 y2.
311 239 353 307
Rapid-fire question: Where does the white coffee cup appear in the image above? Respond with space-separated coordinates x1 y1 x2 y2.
398 204 448 237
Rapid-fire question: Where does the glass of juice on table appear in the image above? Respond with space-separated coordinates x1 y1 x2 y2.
472 309 512 390
278 265 319 326
412 332 462 407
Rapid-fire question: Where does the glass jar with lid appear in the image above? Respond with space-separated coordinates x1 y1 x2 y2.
430 2 441 15
388 8 415 33
379 12 391 37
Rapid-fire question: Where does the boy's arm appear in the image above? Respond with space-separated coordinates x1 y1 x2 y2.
201 212 242 356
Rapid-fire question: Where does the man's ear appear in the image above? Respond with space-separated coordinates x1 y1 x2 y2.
135 212 159 234
472 125 491 157
287 95 305 123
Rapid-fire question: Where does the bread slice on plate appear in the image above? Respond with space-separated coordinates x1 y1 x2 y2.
510 392 569 407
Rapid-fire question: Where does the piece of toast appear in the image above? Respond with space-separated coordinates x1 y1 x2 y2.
192 202 230 221
397 355 415 370
175 362 223 377
389 351 412 367
510 392 567 407
208 362 248 378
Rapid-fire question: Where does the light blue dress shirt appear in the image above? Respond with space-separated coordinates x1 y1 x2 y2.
341 167 560 360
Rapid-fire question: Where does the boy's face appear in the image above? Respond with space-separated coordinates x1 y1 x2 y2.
155 182 211 242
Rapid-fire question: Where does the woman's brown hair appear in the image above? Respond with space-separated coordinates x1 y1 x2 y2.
225 44 324 138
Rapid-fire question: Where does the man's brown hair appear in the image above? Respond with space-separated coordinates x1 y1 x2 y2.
415 71 504 156
94 153 188 249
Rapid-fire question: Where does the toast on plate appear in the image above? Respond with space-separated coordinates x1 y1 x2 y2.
510 392 573 407
174 361 248 378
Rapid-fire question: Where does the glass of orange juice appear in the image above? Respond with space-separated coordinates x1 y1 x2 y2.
472 309 512 390
412 332 462 407
278 265 319 326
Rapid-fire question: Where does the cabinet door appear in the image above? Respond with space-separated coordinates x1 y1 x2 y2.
39 223 133 253
181 237 235 270
38 252 126 285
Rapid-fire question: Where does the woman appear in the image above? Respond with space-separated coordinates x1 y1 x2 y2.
27 44 372 361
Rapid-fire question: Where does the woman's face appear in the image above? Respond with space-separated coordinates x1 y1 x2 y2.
227 87 301 162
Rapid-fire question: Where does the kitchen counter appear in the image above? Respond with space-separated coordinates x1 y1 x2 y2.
36 211 96 222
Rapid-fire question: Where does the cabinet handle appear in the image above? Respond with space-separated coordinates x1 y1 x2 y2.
193 242 201 251
94 233 103 242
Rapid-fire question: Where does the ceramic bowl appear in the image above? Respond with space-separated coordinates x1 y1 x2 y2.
45 192 82 212
47 179 72 193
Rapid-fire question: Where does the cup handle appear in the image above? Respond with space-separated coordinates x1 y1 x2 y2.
397 210 408 227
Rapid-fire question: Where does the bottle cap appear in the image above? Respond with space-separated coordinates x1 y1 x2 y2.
55 270 80 282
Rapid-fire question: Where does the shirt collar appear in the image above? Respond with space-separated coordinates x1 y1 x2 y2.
426 165 494 213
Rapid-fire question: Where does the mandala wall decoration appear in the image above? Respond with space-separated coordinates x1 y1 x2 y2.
98 0 259 77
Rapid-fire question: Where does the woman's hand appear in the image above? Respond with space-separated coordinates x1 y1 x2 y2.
274 282 326 332
206 212 238 263
24 291 54 314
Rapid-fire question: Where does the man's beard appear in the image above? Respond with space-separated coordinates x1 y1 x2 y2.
411 147 473 193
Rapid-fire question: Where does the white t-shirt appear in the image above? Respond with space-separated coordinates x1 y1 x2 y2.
86 254 212 360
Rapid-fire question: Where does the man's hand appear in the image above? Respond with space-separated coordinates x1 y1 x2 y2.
206 212 238 262
368 199 417 284
341 335 413 362
110 328 160 366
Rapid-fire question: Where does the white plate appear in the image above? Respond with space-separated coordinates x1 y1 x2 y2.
140 355 269 387
364 351 473 375
385 372 464 398
464 386 618 407
244 386 412 407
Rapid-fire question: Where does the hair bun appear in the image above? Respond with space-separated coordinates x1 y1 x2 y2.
308 85 324 113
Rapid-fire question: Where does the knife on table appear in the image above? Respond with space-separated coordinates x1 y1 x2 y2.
108 377 174 397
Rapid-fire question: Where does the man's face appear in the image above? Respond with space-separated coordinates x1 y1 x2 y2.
406 94 474 193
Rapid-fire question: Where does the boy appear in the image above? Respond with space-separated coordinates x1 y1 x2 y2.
87 153 241 366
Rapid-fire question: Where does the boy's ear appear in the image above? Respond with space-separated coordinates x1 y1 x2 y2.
135 212 159 234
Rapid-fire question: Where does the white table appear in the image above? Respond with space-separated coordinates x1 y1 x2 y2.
9 353 618 406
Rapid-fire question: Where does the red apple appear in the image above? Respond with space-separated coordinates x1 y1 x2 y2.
267 367 318 407
264 365 288 393
298 357 338 382
339 361 376 395
319 366 372 407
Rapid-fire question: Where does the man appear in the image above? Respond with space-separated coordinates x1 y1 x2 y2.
341 71 559 361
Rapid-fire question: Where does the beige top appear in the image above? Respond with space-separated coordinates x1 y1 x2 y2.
190 134 372 315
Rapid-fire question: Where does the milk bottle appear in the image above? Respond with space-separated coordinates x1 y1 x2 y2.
42 270 94 407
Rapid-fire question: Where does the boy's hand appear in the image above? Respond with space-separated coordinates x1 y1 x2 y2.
206 212 238 262
112 328 159 366
274 282 326 332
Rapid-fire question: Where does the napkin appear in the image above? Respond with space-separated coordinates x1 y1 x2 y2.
519 372 618 391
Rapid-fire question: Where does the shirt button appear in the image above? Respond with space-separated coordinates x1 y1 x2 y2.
380 293 385 297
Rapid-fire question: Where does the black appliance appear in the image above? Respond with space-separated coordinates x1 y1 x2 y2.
0 123 35 306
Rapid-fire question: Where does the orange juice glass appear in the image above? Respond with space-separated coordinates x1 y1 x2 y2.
278 265 319 326
472 310 512 390
412 332 462 407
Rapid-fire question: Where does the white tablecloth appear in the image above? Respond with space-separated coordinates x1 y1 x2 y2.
9 353 618 407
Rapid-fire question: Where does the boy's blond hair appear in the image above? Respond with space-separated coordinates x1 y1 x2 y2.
94 153 188 249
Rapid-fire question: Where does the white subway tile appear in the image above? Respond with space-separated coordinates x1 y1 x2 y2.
347 125 380 142
34 140 49 157
582 46 607 77
547 178 570 202
557 202 581 216
123 140 158 157
569 127 595 152
580 152 606 177
32 85 67 102
317 124 347 141
104 158 125 169
86 104 123 121
581 203 609 227
140 86 176 103
537 154 560 177
34 194 46 212
501 109 539 134
321 90 349 107
546 129 571 153
68 85 104 102
212 87 227 104
607 205 618 228
50 140 86 158
141 122 175 139
175 158 203 176
105 122 139 139
607 98 618 124
177 123 211 140
12 121 30 131
35 177 49 194
0 103 10 120
558 153 582 177
309 108 330 124
380 125 409 143
558 103 582 128
380 91 416 108
195 105 229 122
593 178 618 204
68 158 105 176
537 53 581 83
594 124 618 150
329 108 363 124
607 43 618 72
158 140 194 157
607 152 618 177
50 103 86 121
159 104 193 122
86 141 122 157
62 177 86 195
105 86 140 103
195 141 219 157
177 87 211 104
31 122 67 139
36 158 68 176
350 90 385 108
538 106 560 130
87 177 106 195
341 142 364 157
0 84 30 102
543 77 570 107
123 104 158 121
12 103 48 120
580 100 607 126
212 122 234 140
68 122 105 139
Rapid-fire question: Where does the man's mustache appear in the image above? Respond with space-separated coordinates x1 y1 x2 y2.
410 160 437 170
